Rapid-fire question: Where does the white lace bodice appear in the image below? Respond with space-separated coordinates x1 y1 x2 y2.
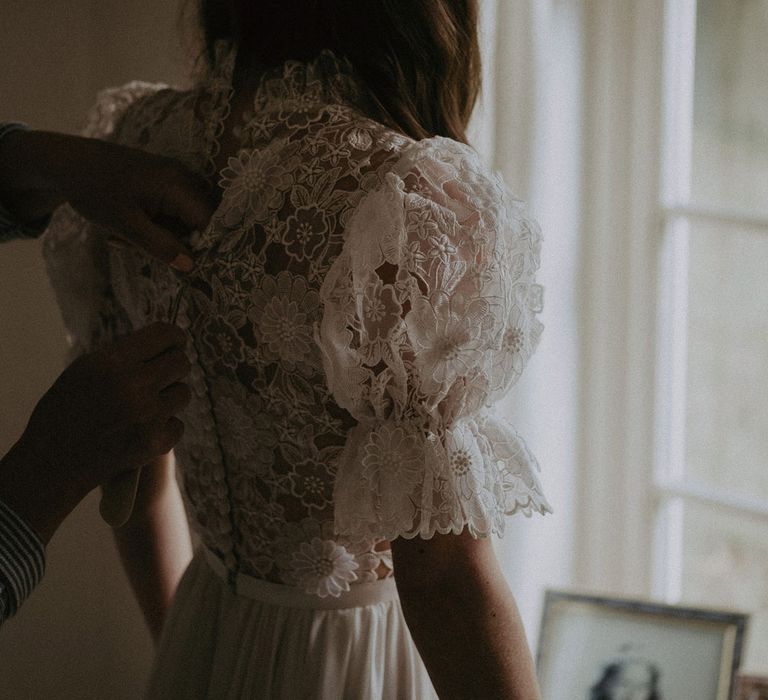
43 41 551 597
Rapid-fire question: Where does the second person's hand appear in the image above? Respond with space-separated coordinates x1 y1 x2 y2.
0 129 217 271
0 322 192 543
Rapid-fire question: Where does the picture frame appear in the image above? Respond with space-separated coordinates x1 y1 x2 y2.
536 589 748 700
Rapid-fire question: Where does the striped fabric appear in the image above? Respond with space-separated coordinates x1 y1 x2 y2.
0 498 45 624
0 122 51 242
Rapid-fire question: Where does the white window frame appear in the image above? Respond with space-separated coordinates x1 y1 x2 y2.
652 0 768 602
574 0 768 601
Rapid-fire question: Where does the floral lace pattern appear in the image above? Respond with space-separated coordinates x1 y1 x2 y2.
318 142 552 542
43 41 550 597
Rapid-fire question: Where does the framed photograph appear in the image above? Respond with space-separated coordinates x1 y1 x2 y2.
737 675 768 700
536 590 748 700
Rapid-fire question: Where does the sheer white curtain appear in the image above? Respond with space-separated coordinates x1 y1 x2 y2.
469 0 584 644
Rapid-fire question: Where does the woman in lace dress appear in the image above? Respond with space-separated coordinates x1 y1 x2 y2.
44 1 551 698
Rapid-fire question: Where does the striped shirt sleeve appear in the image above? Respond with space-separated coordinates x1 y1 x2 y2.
0 122 52 243
0 498 46 625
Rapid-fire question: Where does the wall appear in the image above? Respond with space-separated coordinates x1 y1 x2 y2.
0 3 189 697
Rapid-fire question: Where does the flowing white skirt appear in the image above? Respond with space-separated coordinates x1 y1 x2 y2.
145 548 439 699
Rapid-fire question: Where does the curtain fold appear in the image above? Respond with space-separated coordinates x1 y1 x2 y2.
469 0 584 645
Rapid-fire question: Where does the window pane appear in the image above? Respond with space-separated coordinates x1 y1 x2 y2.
681 500 768 612
679 500 768 670
692 0 768 217
685 220 768 500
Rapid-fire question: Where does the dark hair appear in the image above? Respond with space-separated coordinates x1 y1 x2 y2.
195 0 481 143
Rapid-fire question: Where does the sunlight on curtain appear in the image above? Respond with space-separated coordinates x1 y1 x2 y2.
470 0 583 645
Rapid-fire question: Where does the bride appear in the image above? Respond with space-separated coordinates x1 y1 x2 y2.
44 1 550 697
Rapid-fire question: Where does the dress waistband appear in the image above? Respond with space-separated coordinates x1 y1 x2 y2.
202 547 400 610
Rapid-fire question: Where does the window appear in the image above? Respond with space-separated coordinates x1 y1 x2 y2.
654 0 768 636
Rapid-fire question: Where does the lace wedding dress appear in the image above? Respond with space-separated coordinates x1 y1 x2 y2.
43 40 550 699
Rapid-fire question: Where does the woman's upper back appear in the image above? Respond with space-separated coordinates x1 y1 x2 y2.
44 41 550 597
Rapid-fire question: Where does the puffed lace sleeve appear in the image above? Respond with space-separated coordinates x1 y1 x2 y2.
317 136 552 543
43 81 165 358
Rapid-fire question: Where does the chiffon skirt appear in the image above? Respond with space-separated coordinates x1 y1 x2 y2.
145 548 439 699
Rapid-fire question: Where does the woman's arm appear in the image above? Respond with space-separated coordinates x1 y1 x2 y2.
391 529 541 700
112 451 192 641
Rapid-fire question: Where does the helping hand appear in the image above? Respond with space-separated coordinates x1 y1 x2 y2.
0 130 217 270
26 322 192 488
